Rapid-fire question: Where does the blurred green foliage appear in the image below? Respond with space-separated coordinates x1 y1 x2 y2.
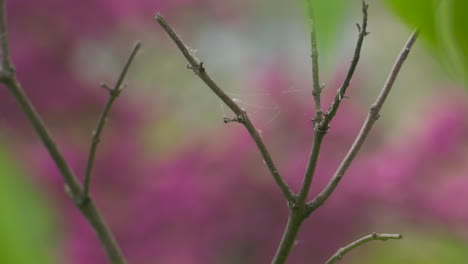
300 0 468 86
357 231 468 264
301 0 350 61
0 144 56 264
384 0 468 86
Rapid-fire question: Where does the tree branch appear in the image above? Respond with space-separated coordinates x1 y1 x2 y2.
0 0 11 72
0 0 82 205
0 1 129 263
83 41 142 198
306 30 419 216
325 233 402 264
271 4 370 263
307 2 323 123
322 0 368 125
297 0 369 209
271 209 305 264
155 13 295 203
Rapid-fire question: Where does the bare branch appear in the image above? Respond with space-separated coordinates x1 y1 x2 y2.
325 233 402 264
297 0 369 209
296 131 326 204
322 0 369 126
0 0 11 72
271 209 305 264
271 3 372 263
307 2 323 124
306 30 419 216
83 41 142 198
0 1 128 262
155 13 295 203
0 0 82 205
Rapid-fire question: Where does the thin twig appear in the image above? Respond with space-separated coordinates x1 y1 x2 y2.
155 13 295 203
306 30 419 216
272 3 370 263
307 2 323 123
296 131 325 204
325 233 402 264
0 1 128 262
83 41 142 198
0 0 82 200
0 0 11 71
297 0 369 208
322 0 368 125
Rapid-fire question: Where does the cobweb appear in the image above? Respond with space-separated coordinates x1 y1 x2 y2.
218 83 310 134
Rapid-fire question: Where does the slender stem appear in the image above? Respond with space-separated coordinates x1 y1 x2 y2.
298 0 369 206
156 14 240 115
0 0 11 71
0 0 82 199
325 233 402 264
83 41 141 197
271 3 370 262
0 70 84 197
307 3 322 122
297 131 325 203
306 30 419 215
271 209 304 264
80 199 128 264
0 1 128 263
156 13 295 203
322 0 368 124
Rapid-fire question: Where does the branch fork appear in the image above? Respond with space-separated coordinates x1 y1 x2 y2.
156 1 417 263
156 13 296 203
0 1 142 262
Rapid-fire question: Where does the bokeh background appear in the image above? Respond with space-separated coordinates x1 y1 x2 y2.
1 0 467 263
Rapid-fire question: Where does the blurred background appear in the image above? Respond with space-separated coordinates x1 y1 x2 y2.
1 0 467 263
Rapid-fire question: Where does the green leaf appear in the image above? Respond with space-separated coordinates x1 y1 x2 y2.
0 144 57 264
438 0 468 84
384 0 468 86
384 0 439 49
301 0 351 62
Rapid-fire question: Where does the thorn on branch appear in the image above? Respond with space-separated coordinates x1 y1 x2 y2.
320 82 327 91
356 23 370 36
223 114 244 124
100 82 112 92
198 62 206 73
338 92 349 101
362 1 369 10
186 61 205 75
